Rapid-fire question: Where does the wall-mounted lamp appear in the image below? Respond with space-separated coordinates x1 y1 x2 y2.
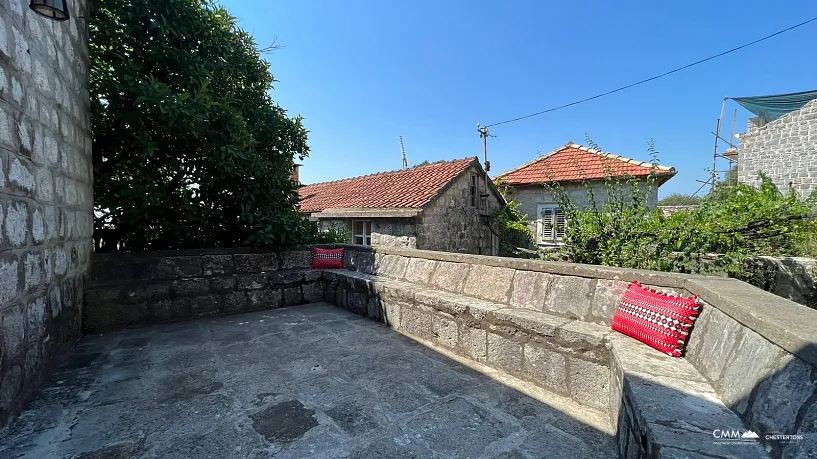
29 0 70 21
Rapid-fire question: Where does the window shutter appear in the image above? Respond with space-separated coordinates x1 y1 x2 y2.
555 209 566 240
540 208 554 242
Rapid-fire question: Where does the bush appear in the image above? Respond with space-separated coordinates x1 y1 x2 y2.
657 193 702 206
91 0 312 251
491 201 535 257
545 141 817 287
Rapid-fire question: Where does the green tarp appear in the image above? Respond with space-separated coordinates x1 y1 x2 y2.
732 90 817 122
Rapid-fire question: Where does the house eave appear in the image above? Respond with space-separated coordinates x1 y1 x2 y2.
309 208 422 219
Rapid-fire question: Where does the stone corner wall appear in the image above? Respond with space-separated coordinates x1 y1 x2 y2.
737 99 817 197
0 1 92 427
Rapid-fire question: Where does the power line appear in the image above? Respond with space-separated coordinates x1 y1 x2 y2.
486 16 817 128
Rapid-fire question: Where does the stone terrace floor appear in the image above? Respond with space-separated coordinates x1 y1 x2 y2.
0 303 616 459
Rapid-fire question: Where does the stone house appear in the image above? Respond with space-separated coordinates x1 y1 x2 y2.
298 157 505 255
736 94 817 197
494 143 675 247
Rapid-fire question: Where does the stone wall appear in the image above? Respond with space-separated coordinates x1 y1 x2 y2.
755 256 816 309
416 163 503 255
84 249 325 333
737 99 817 197
0 1 92 427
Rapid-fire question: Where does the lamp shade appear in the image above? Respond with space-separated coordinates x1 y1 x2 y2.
29 0 70 21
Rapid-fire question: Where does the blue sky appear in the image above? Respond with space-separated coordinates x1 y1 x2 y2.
219 1 816 198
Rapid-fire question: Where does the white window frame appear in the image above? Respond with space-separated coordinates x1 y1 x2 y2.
352 220 372 246
537 204 565 245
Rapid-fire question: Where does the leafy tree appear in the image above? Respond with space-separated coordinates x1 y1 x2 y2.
657 193 702 206
91 0 314 251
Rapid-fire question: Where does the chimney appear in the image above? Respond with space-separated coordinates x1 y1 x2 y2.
291 164 301 185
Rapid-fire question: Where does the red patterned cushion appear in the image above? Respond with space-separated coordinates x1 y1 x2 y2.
611 281 701 357
310 248 344 269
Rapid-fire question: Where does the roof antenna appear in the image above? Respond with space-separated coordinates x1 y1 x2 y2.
400 136 409 169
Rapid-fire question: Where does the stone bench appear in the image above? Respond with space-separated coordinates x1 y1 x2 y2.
323 268 770 459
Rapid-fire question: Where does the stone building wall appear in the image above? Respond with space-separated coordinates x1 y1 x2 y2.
0 1 92 427
507 179 659 222
737 99 817 197
416 164 504 255
318 218 417 249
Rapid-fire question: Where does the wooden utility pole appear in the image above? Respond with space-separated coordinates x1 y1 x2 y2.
477 124 491 210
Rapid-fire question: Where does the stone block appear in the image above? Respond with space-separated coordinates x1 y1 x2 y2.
345 250 374 273
303 281 324 303
591 279 628 325
189 294 221 318
200 255 233 276
542 275 594 320
348 291 368 315
247 289 282 312
25 297 47 343
431 312 459 349
382 299 400 327
523 342 568 395
509 270 550 311
236 274 268 290
209 276 236 293
0 304 26 359
170 278 209 297
750 354 816 435
234 253 278 273
399 305 432 339
404 258 437 285
0 365 22 417
377 254 409 279
279 250 312 269
366 297 382 321
23 251 42 292
487 332 522 373
4 201 27 246
460 325 487 362
303 270 323 282
0 254 20 306
719 328 786 415
151 298 191 323
282 286 303 306
463 264 515 303
684 307 743 384
268 270 304 285
429 261 470 293
567 358 610 411
153 256 203 279
221 292 249 314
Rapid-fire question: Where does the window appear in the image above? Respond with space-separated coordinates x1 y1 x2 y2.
352 220 372 246
537 205 565 244
470 175 478 207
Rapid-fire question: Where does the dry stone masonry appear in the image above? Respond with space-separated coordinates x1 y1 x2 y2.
737 99 817 197
0 0 92 427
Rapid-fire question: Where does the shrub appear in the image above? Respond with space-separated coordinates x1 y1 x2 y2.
491 201 535 257
544 141 817 287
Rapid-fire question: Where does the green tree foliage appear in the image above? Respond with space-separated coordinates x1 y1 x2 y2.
545 141 817 289
657 193 702 206
91 0 319 251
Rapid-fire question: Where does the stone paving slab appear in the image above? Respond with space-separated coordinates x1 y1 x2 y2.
0 303 615 459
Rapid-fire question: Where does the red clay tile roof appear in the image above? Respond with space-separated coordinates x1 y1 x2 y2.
298 157 478 213
495 143 676 186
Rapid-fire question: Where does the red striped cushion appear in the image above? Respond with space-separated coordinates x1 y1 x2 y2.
611 281 701 357
310 248 344 269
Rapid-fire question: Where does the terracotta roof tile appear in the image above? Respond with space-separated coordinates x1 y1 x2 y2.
495 143 676 186
298 157 477 213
